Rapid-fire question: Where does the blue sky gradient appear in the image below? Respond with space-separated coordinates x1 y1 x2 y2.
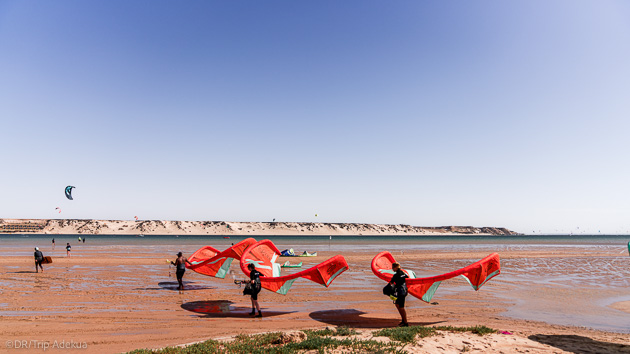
1 1 629 233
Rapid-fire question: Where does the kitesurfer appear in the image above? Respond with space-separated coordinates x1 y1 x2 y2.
34 247 44 273
171 252 192 290
247 263 263 317
66 243 71 258
390 262 408 327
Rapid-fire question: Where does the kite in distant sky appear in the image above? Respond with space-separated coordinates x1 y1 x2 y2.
55 207 61 213
65 186 75 200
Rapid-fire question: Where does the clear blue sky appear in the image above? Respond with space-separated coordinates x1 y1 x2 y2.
1 1 629 234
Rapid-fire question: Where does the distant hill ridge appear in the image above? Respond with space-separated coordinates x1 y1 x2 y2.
0 219 519 236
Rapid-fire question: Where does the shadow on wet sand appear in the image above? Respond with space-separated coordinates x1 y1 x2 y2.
529 334 630 354
134 281 215 291
181 300 295 318
309 309 445 328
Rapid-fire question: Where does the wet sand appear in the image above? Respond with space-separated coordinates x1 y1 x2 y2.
1 239 629 353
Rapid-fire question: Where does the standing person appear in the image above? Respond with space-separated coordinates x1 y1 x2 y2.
34 247 44 273
52 238 55 250
247 263 263 317
390 262 409 327
170 252 191 290
66 243 71 258
82 237 85 243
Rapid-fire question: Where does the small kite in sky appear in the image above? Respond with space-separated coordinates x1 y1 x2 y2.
65 186 75 200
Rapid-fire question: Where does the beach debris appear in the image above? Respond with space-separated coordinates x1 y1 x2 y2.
65 185 75 200
371 251 501 303
500 331 513 335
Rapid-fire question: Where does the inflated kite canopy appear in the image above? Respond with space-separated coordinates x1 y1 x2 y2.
187 238 257 278
240 239 349 295
371 251 501 303
65 186 75 200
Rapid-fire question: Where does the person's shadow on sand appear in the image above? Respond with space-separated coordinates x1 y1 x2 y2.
134 281 215 291
181 300 296 318
529 334 630 354
309 309 445 328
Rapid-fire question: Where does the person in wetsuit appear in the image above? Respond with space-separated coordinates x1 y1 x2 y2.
247 263 263 317
34 247 44 273
66 243 71 258
171 252 192 290
390 262 409 327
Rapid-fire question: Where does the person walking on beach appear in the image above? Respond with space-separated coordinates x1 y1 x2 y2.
171 252 192 290
66 243 71 258
390 262 409 327
247 263 263 317
34 247 44 273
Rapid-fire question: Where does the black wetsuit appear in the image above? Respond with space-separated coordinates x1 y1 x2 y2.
176 261 186 280
34 250 43 266
391 269 409 307
249 270 263 300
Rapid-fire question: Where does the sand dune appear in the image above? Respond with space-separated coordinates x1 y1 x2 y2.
0 218 519 236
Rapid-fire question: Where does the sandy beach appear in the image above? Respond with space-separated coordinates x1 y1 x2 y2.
0 236 629 353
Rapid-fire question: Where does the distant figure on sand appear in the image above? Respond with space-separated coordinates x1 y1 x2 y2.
34 247 44 273
82 237 85 243
171 252 192 290
52 238 55 250
66 243 71 257
390 262 409 327
247 263 263 317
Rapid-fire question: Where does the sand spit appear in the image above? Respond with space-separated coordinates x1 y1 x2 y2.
0 218 519 236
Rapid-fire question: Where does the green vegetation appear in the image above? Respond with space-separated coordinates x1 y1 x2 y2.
128 325 497 354
303 326 358 337
373 326 436 343
434 325 497 336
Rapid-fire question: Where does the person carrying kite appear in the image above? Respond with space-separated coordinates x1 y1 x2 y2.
247 263 263 317
34 247 44 273
171 252 192 290
390 262 409 327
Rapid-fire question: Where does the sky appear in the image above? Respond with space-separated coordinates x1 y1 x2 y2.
1 1 629 234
